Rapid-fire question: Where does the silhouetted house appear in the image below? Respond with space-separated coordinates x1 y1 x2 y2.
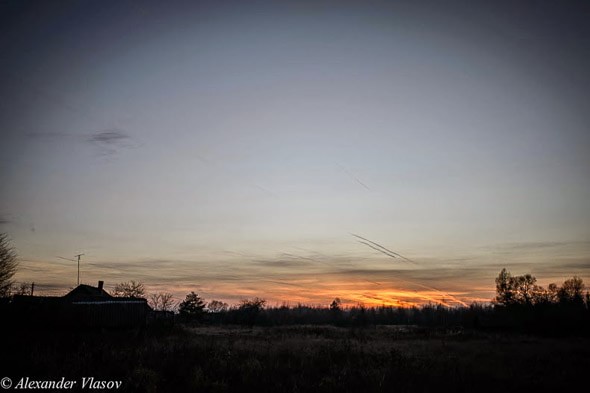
62 281 112 302
11 281 151 329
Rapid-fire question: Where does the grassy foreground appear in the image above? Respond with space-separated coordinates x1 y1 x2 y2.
5 325 589 393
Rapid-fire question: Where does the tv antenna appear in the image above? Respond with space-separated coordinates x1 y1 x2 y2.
57 253 85 286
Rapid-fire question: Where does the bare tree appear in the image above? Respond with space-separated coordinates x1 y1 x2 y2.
13 282 31 296
207 300 229 313
149 292 175 311
513 274 538 305
558 276 585 305
236 297 266 326
111 280 145 298
494 268 516 306
0 234 18 297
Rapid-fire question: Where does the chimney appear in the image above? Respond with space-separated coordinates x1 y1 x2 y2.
98 281 104 291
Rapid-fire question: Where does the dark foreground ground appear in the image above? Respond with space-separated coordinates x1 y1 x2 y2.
4 325 589 393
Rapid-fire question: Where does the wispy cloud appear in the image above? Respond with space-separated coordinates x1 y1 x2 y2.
25 128 140 157
483 241 580 251
88 130 130 145
87 128 139 157
252 258 314 268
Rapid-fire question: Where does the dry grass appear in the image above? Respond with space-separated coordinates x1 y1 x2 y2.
5 325 589 392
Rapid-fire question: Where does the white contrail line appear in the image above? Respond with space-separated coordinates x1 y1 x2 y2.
352 233 417 264
351 234 468 307
357 241 399 260
337 163 371 191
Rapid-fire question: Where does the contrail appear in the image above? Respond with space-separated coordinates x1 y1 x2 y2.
254 184 279 198
352 233 417 264
337 163 371 191
280 253 316 261
357 241 399 260
396 278 469 307
351 234 468 306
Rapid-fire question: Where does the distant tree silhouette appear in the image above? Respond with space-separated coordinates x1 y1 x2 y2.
239 297 265 310
513 274 539 306
494 268 517 306
495 269 553 306
179 292 205 321
545 283 560 303
207 300 229 313
111 280 145 298
0 234 18 297
330 298 342 311
558 276 585 305
237 298 266 326
329 298 343 325
149 292 175 311
13 282 31 296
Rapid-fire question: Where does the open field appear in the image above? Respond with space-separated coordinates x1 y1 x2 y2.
4 325 589 392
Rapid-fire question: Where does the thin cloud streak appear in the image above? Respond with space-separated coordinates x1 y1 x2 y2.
87 128 140 157
88 130 130 145
24 128 140 158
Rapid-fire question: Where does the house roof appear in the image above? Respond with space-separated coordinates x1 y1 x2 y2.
62 284 112 301
13 283 149 305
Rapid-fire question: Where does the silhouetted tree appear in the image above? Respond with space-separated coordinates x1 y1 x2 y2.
558 276 585 305
330 298 342 311
111 280 145 298
545 283 560 303
179 292 205 321
149 292 175 311
494 268 517 306
207 300 229 313
513 274 538 305
237 298 266 326
329 298 343 325
495 269 548 306
0 234 18 297
13 282 31 296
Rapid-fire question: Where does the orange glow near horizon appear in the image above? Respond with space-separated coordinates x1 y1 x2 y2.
16 258 555 308
141 279 489 309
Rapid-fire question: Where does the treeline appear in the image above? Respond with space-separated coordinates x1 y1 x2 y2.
494 269 588 306
174 270 590 335
208 301 491 330
490 269 589 335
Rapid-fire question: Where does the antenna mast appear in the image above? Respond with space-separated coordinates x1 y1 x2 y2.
57 253 85 286
75 253 84 286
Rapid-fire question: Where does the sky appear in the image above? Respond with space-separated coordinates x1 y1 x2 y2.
1 0 589 307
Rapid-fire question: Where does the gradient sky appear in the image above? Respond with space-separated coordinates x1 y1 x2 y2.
1 0 589 307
